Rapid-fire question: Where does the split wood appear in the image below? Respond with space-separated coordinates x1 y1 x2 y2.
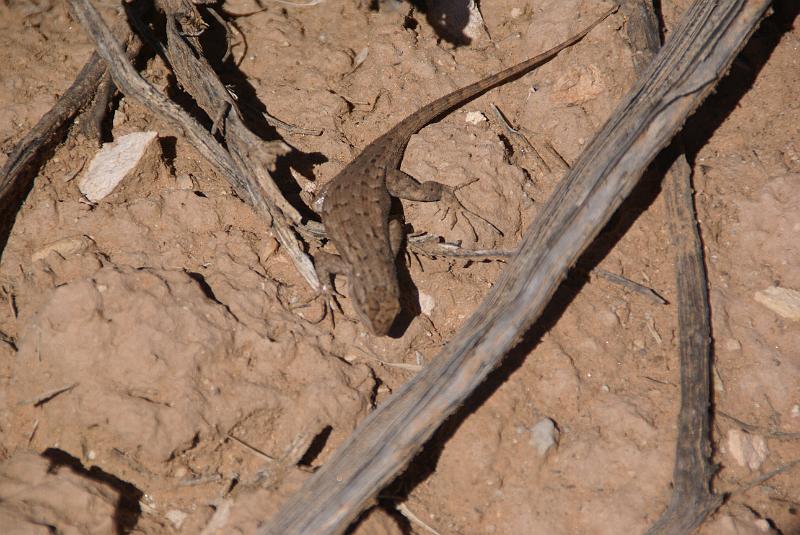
68 0 321 291
261 1 772 534
0 22 139 227
622 1 722 533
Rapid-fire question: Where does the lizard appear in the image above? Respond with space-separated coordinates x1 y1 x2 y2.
317 5 618 336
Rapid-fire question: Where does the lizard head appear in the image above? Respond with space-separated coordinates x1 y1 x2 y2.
350 277 401 337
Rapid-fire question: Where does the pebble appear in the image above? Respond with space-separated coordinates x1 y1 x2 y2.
465 111 487 125
754 286 800 320
165 509 187 529
418 291 436 316
78 131 160 202
530 417 559 456
727 428 767 470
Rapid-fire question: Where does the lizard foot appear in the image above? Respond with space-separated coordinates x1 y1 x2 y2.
434 180 502 240
291 285 343 328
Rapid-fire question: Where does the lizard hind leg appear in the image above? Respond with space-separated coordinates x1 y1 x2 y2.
305 250 347 327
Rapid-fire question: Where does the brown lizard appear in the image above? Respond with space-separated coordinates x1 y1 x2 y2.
317 5 618 336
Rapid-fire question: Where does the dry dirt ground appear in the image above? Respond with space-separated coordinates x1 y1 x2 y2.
0 0 798 534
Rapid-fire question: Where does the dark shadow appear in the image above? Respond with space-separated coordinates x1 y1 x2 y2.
41 448 142 534
0 158 44 263
185 270 238 319
359 0 476 46
381 0 799 511
199 3 328 222
681 0 799 162
158 136 178 171
297 425 333 467
344 504 412 535
186 270 222 304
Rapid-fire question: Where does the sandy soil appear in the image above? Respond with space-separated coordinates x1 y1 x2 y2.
0 0 798 533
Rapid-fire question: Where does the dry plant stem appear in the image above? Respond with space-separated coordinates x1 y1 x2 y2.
622 2 723 532
262 1 771 534
80 71 116 144
156 0 318 289
68 0 320 290
0 21 138 222
0 53 103 220
647 155 722 534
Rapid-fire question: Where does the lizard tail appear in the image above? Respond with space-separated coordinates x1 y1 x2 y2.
393 4 619 136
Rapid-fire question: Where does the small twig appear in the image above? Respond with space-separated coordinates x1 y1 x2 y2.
592 268 667 304
228 433 277 462
262 110 324 136
19 383 79 407
206 7 233 63
27 419 39 444
491 103 551 175
353 347 423 372
408 234 513 260
732 459 800 495
717 411 800 440
178 473 224 486
396 504 442 535
61 157 87 183
68 0 321 291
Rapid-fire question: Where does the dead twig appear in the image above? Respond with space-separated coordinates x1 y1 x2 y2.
260 2 772 534
68 0 320 290
0 42 111 223
592 267 667 305
622 1 723 533
19 383 79 407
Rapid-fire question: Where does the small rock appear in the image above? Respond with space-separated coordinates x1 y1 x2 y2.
510 7 523 18
723 338 742 351
418 292 435 316
713 365 725 393
754 286 800 320
708 514 777 534
175 173 194 190
790 404 800 418
465 111 487 125
165 509 187 529
597 308 619 328
79 131 160 202
753 519 772 532
727 428 767 470
353 47 369 69
530 418 559 456
31 235 95 262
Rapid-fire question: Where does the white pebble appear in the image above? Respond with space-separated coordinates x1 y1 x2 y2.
165 509 187 529
418 292 436 316
754 286 800 320
530 418 559 456
79 131 160 202
465 111 487 125
727 428 767 470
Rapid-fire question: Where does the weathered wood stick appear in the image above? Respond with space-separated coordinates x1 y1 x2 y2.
260 1 771 534
620 0 722 532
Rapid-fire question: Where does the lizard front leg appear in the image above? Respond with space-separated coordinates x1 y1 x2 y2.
385 169 500 239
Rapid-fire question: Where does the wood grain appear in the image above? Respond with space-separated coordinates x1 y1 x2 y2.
260 1 772 533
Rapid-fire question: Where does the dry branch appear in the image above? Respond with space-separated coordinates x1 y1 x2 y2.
68 0 320 290
0 23 136 226
260 1 772 534
620 1 722 532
